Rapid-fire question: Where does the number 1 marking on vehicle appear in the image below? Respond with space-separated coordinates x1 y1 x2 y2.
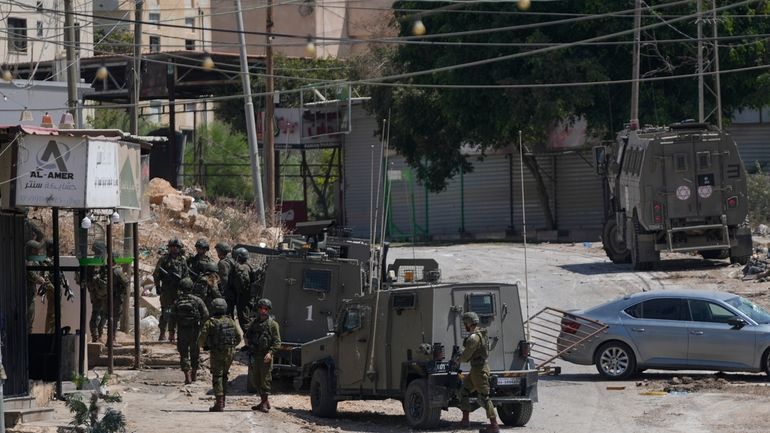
306 305 313 321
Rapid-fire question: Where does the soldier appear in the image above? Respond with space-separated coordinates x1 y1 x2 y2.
25 240 45 333
192 261 221 309
42 240 75 333
245 298 281 413
455 312 499 433
199 298 241 412
188 238 214 278
87 242 109 342
214 242 236 318
172 277 209 384
232 247 255 332
153 237 189 342
95 259 130 346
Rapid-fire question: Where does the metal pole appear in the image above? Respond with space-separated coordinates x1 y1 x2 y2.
697 0 705 123
130 0 142 135
52 208 63 399
265 0 276 220
132 222 140 369
1 317 6 433
519 132 530 339
76 210 87 376
629 0 641 130
64 0 78 123
107 220 114 374
234 0 266 226
712 0 723 129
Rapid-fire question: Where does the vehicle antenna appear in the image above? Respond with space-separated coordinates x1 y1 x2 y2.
519 130 531 340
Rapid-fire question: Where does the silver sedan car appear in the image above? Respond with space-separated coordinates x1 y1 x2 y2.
557 290 770 379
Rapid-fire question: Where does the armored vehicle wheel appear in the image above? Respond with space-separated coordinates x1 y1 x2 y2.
602 216 631 264
403 379 441 429
594 341 636 380
498 401 533 427
310 368 337 417
730 255 750 265
701 249 729 260
630 216 655 271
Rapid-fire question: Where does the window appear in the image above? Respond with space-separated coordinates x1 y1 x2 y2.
342 308 361 333
185 39 195 50
36 21 43 37
392 293 416 310
624 298 689 321
36 1 43 12
149 12 161 28
467 293 495 317
303 269 332 293
8 18 28 53
674 153 687 172
689 300 735 324
697 151 711 170
185 17 195 29
149 35 161 52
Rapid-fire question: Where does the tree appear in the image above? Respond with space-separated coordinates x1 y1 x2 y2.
365 0 770 229
93 29 133 56
86 108 157 135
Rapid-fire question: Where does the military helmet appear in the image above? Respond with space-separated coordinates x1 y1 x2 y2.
234 247 249 262
214 242 231 253
179 277 194 291
92 240 107 254
202 261 218 274
167 237 182 248
462 311 480 325
195 238 209 250
257 298 272 310
211 298 228 315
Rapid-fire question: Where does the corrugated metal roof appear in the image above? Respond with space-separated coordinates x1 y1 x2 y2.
0 125 164 148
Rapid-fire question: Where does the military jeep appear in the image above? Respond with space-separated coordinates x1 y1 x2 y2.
299 283 538 429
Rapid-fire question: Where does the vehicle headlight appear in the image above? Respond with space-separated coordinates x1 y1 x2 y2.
494 376 521 387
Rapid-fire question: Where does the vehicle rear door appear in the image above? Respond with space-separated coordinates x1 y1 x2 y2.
335 304 371 391
282 261 340 344
692 134 723 217
686 299 756 369
621 298 690 366
452 287 506 371
663 138 696 219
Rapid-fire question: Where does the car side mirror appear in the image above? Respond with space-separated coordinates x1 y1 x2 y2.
727 317 746 329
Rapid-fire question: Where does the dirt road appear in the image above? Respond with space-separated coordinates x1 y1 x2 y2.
30 242 770 433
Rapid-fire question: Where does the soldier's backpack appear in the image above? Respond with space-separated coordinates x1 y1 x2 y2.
207 317 237 350
175 295 200 326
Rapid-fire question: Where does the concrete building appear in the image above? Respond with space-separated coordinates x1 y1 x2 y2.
0 0 93 80
209 0 394 58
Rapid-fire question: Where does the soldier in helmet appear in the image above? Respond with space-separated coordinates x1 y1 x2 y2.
245 298 281 413
214 242 236 318
172 277 209 384
25 240 45 333
87 241 109 342
153 237 189 342
454 311 499 433
199 297 241 412
94 255 130 346
188 238 214 278
232 247 255 331
192 261 221 310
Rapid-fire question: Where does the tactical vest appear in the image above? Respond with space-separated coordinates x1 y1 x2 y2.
207 316 237 350
175 295 201 326
251 319 275 353
466 328 489 368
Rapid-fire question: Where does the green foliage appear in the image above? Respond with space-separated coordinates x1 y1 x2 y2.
71 371 88 390
66 381 126 433
748 164 770 225
86 109 157 135
93 29 133 56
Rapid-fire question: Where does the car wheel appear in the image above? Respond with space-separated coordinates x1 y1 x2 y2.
762 349 770 377
594 341 636 380
310 368 337 417
403 379 441 429
498 401 533 427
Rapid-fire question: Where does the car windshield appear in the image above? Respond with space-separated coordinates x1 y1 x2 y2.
725 296 770 324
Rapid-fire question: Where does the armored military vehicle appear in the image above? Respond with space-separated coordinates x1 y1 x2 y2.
597 121 752 270
299 282 538 429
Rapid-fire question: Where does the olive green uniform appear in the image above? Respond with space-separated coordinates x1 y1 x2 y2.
87 266 108 339
172 293 209 372
26 259 45 333
192 272 221 310
232 262 254 331
154 253 189 335
188 253 213 278
458 327 496 419
41 258 56 334
245 316 281 394
199 315 242 396
217 256 236 317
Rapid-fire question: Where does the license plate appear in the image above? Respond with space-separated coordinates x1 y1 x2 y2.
496 377 520 386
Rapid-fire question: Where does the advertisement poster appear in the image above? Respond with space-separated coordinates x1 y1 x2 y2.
85 138 120 208
16 135 88 207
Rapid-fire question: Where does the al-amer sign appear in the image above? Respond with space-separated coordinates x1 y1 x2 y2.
15 135 121 208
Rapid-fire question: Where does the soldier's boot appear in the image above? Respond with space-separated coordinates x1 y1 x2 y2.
184 370 192 385
457 411 470 428
252 394 269 413
169 330 176 343
191 369 198 382
264 394 271 410
159 330 166 341
209 395 224 412
91 334 98 343
480 418 500 433
221 395 226 409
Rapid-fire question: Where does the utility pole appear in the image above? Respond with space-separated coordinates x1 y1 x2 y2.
697 0 705 123
130 0 142 135
64 0 77 122
130 0 144 370
265 0 276 221
629 0 641 130
235 0 266 225
712 0 723 129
